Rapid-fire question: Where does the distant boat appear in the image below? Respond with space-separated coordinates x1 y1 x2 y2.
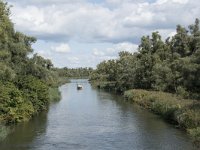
77 84 83 90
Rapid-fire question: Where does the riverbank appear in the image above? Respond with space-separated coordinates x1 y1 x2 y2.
0 77 69 141
49 77 69 102
124 89 200 147
1 80 195 149
91 80 200 146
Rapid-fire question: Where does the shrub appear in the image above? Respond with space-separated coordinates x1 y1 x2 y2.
0 124 10 141
0 82 34 124
49 87 61 102
188 127 200 148
124 89 199 128
175 103 200 129
16 75 49 112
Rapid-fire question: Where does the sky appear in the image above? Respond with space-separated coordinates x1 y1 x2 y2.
6 0 200 68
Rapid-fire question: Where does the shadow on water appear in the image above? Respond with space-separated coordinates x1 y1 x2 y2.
0 112 48 150
0 79 198 150
95 89 196 150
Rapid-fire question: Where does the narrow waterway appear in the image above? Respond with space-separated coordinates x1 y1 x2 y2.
0 79 196 150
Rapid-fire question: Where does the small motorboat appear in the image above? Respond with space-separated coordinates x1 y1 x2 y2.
77 84 83 90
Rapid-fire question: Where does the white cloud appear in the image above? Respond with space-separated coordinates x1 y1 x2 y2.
156 0 188 5
7 0 86 5
67 57 80 64
167 31 177 38
92 42 138 58
114 42 138 53
92 48 105 56
36 50 53 59
52 43 71 53
105 42 138 56
6 0 200 68
8 0 200 44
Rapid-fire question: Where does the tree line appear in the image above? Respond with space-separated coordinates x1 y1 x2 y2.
0 1 93 126
0 1 68 125
55 67 93 79
90 19 200 100
90 19 200 145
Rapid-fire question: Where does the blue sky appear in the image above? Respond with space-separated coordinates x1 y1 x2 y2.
6 0 200 68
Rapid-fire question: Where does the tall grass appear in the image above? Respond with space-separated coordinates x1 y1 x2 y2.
188 127 200 148
48 77 69 102
0 124 10 141
124 89 200 146
49 87 61 102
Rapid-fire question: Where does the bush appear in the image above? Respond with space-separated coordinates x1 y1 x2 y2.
124 89 199 128
16 75 49 112
0 124 10 141
0 82 34 124
49 87 61 102
175 103 200 129
188 127 200 148
125 90 176 120
176 86 189 98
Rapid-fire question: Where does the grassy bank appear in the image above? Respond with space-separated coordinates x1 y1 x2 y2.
90 81 117 91
0 86 62 141
48 77 69 102
49 87 61 102
124 89 200 147
0 124 10 141
0 77 69 140
54 77 69 87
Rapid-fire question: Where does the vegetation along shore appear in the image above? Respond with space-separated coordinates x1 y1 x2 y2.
0 1 91 140
0 0 199 147
89 19 200 146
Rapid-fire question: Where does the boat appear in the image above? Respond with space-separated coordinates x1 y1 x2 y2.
77 84 83 90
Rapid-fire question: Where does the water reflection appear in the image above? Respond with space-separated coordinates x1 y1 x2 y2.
96 90 195 150
0 112 48 150
0 79 197 150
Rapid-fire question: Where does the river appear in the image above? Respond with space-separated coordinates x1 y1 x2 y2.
0 79 196 150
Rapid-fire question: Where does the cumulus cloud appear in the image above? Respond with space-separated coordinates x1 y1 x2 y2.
92 42 138 59
93 48 105 57
89 42 138 67
114 42 138 53
52 43 71 53
7 0 200 44
7 0 85 6
35 50 53 59
67 57 80 64
156 0 189 5
6 0 200 68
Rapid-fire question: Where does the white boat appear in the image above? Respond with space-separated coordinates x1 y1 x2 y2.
77 84 83 90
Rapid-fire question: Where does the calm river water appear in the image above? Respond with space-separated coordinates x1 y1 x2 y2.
0 79 196 150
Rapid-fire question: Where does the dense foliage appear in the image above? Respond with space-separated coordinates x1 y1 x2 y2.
0 1 64 125
125 89 200 146
90 19 200 99
90 19 200 146
125 90 199 129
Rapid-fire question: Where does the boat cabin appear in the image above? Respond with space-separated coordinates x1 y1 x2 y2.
77 84 83 90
